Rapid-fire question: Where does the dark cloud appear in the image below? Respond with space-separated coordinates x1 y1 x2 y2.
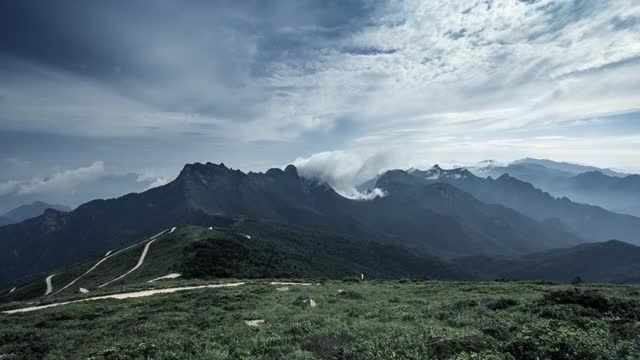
1 1 376 118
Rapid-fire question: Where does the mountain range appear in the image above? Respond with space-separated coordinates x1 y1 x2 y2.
1 160 639 290
382 165 640 243
473 158 640 217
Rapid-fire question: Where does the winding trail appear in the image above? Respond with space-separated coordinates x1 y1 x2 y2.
44 275 55 296
3 282 246 314
98 228 170 288
53 229 170 296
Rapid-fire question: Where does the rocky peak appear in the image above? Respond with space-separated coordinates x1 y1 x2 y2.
178 162 233 179
284 164 299 178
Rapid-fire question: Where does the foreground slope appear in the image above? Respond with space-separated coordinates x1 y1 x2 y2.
2 280 640 359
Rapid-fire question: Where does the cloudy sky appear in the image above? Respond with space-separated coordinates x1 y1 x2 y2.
1 0 639 210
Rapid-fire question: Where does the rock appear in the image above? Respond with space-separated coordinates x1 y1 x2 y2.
276 286 289 292
79 288 89 294
244 319 265 327
310 299 317 307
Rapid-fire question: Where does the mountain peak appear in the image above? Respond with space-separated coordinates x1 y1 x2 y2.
420 165 474 180
284 164 299 178
179 162 230 177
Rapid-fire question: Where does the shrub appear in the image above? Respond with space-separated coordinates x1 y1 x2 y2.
337 290 364 300
541 289 609 311
303 334 353 359
487 298 518 310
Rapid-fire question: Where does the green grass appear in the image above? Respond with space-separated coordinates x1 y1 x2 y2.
2 280 640 359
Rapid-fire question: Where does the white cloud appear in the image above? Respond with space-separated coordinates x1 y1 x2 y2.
144 177 169 190
0 180 19 197
291 150 397 199
0 161 107 196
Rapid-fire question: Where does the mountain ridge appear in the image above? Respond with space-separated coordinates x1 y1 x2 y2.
0 161 585 286
454 239 640 283
472 159 640 216
376 165 640 244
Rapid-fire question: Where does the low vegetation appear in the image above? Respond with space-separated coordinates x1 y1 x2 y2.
2 280 640 359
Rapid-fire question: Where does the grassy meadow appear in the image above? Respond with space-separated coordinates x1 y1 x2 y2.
2 280 640 359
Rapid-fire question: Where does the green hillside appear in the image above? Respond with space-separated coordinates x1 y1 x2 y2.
0 222 465 303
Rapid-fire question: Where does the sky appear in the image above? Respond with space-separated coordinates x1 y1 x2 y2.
1 0 640 211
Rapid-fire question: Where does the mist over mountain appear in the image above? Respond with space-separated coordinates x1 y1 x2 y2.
473 159 640 217
366 165 640 244
512 158 628 177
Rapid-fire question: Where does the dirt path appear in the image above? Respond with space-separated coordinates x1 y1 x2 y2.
3 281 313 315
3 282 246 315
44 275 55 296
269 281 312 286
148 273 181 283
53 229 170 296
99 237 158 288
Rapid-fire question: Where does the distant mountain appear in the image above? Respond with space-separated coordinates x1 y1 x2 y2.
0 201 71 226
558 171 640 216
454 240 640 283
368 165 640 244
513 158 627 177
0 173 160 216
0 216 10 227
370 170 583 256
472 159 640 217
0 162 580 286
